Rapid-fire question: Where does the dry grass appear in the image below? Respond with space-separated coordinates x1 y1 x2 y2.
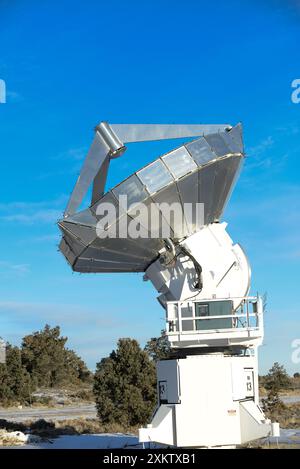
31 386 94 406
0 416 138 439
55 418 138 436
266 402 300 429
259 377 300 397
260 442 300 449
0 385 95 409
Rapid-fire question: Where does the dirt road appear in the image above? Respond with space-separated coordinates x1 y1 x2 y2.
0 404 97 422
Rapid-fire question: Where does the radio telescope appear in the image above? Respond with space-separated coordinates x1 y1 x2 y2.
58 122 278 448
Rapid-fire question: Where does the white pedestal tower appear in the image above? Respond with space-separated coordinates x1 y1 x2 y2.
139 224 274 447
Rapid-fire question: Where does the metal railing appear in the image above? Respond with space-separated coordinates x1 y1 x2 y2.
166 296 263 336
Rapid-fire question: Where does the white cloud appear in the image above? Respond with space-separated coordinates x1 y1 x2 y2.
60 147 87 162
247 136 274 158
0 196 67 225
2 209 62 224
0 300 118 327
0 195 67 211
28 234 59 243
53 146 87 165
228 182 300 261
37 147 87 181
276 123 300 136
0 261 30 277
6 90 23 103
244 136 288 173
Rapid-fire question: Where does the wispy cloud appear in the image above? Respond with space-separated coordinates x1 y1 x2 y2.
2 209 61 224
244 136 286 172
28 234 59 243
0 300 128 330
228 182 300 261
6 90 23 103
276 123 300 136
0 261 30 278
37 147 87 181
57 147 87 162
0 195 67 211
247 136 274 158
242 132 293 178
0 196 67 225
15 234 60 248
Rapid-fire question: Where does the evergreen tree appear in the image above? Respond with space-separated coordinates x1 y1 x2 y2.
64 348 92 384
144 330 170 361
264 362 291 392
262 362 291 418
21 325 68 387
0 362 12 403
94 338 156 427
0 326 91 404
21 325 91 388
0 344 32 404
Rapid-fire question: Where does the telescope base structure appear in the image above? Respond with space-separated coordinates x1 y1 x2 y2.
139 353 273 448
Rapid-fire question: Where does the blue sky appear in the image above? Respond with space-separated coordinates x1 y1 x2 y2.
0 0 299 374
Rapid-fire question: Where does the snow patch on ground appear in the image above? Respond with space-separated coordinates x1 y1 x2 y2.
1 428 299 449
267 428 300 445
2 433 158 449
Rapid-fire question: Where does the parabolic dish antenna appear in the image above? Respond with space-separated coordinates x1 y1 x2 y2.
58 121 276 448
58 123 244 273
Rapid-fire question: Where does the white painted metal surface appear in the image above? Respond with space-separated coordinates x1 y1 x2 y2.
271 422 280 438
145 222 251 309
139 354 272 448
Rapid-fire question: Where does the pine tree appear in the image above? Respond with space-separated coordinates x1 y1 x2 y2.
93 338 156 427
21 325 92 388
262 362 291 418
144 330 170 361
64 349 92 384
21 325 67 387
0 345 32 405
264 362 291 393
